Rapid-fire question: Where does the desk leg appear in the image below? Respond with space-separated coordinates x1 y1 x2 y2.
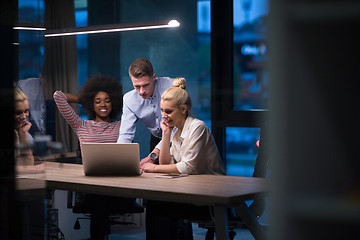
235 201 266 240
214 204 229 240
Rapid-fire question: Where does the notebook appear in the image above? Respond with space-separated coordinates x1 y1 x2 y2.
81 143 141 176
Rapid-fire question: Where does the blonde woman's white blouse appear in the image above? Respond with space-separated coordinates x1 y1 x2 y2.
170 116 225 175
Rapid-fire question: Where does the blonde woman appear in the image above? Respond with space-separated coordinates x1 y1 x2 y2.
142 78 225 240
142 77 225 175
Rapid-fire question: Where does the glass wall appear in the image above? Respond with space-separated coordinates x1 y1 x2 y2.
75 0 89 120
15 2 47 238
226 127 260 176
72 0 212 157
75 0 88 88
233 0 269 111
227 0 269 176
18 0 269 176
17 0 45 80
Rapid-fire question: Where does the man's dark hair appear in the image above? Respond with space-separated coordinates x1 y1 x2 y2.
129 58 154 78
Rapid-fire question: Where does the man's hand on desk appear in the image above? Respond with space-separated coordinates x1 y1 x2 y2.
140 148 160 167
140 155 155 167
141 162 157 173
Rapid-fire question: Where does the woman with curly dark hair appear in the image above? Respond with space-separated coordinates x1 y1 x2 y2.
53 75 123 148
79 75 123 121
54 75 137 239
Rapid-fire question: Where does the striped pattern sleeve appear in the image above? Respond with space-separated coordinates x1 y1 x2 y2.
53 91 84 131
77 121 121 145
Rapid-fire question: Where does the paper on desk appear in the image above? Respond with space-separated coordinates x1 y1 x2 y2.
155 173 189 179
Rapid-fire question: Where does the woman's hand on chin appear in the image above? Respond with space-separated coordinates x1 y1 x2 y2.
160 120 173 135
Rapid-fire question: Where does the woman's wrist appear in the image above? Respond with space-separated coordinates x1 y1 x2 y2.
18 131 29 143
162 130 172 139
64 93 80 104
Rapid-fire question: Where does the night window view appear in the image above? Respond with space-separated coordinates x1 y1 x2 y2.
17 0 269 178
8 0 358 239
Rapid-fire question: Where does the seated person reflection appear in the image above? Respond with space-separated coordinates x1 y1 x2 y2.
14 88 45 174
141 78 225 240
16 71 47 142
53 75 136 240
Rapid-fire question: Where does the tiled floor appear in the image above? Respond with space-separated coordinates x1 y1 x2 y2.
108 223 256 240
107 202 268 240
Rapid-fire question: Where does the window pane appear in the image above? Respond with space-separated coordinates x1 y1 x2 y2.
119 1 210 157
18 0 44 23
226 127 260 176
75 2 88 89
233 0 269 111
18 0 45 79
75 0 211 158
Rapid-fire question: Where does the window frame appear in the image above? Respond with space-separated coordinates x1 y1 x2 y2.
211 0 268 163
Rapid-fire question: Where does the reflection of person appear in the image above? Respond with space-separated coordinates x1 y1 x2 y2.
142 77 225 175
14 88 45 240
116 58 173 164
54 75 134 239
16 74 46 141
14 88 33 163
14 88 45 173
142 78 225 240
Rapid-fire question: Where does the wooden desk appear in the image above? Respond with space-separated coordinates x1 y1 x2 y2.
25 162 268 240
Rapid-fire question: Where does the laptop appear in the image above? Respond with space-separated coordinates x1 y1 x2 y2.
81 143 141 176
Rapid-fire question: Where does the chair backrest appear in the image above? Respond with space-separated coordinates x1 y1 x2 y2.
248 126 269 219
253 126 269 178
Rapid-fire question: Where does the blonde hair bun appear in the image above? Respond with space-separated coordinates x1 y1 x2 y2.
173 77 186 89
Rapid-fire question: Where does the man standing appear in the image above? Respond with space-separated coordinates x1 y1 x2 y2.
117 58 173 164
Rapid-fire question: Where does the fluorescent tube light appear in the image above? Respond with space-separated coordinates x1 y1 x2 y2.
44 20 180 38
13 26 46 31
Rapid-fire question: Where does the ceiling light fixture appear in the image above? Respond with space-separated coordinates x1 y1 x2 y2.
13 22 46 31
44 20 180 38
13 26 46 31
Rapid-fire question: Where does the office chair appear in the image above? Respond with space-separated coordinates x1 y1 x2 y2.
69 192 144 234
195 127 269 240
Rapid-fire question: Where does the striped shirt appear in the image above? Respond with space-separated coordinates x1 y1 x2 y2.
53 91 121 150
